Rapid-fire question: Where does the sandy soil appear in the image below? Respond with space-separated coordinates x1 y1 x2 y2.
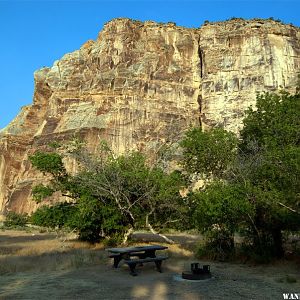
0 229 299 300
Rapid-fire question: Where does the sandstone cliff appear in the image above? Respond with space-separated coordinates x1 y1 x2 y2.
0 18 299 214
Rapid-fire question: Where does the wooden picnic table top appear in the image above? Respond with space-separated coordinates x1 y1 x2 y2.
106 244 168 254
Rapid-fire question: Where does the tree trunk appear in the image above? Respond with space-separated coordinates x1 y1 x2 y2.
122 227 134 245
145 214 175 244
146 222 175 244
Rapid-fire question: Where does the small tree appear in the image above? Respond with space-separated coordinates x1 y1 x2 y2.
192 181 252 260
180 127 241 258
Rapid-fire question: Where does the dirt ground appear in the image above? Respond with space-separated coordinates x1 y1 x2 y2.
0 229 299 300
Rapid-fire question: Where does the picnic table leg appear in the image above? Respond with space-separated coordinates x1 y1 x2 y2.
154 260 162 273
113 256 122 268
128 263 138 276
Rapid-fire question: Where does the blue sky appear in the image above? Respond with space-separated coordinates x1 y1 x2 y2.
0 0 299 129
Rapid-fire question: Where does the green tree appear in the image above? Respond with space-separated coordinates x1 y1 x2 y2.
180 127 241 258
66 151 187 241
29 151 66 176
192 181 253 259
31 184 55 203
237 91 300 258
182 90 300 260
180 127 238 178
240 91 299 152
29 145 186 243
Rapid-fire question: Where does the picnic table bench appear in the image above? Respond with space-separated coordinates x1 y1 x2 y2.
106 245 168 276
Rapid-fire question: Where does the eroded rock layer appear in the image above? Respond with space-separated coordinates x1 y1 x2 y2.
1 18 299 213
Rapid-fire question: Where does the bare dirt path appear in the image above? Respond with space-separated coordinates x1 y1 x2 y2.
0 230 299 299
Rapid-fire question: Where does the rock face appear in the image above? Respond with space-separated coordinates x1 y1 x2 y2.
0 18 299 214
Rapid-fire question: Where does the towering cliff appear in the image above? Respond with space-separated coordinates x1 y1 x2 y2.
0 18 299 214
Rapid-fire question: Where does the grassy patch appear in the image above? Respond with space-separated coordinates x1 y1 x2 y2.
0 230 106 275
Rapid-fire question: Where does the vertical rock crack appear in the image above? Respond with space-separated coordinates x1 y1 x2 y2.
197 36 204 128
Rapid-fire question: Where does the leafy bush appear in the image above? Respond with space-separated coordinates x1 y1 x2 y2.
192 182 251 260
30 199 126 243
4 212 28 227
30 203 77 229
195 231 235 261
102 233 124 247
192 182 252 233
67 196 127 243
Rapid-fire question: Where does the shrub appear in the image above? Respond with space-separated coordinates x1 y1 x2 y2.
30 199 127 243
30 203 77 229
64 194 129 243
195 231 235 261
4 212 28 227
102 233 124 247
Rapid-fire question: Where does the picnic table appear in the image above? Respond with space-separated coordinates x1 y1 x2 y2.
106 245 168 276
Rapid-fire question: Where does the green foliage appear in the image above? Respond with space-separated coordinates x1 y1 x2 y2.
102 233 124 247
267 17 283 23
71 152 186 236
31 184 55 203
228 17 244 21
192 182 252 260
29 151 66 176
195 231 235 261
4 212 28 228
184 90 300 261
30 198 125 243
192 182 252 234
30 203 77 229
238 91 300 258
29 146 185 243
69 195 126 243
240 92 299 152
48 141 61 149
180 127 238 177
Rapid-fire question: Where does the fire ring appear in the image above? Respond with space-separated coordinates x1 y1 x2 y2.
181 263 212 281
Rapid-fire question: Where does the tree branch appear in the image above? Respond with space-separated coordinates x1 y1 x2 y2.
145 213 175 244
278 202 299 214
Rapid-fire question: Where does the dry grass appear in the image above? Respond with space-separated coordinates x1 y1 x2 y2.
0 229 106 275
0 229 196 276
1 229 300 299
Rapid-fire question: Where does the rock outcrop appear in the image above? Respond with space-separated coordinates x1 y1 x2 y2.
0 18 299 214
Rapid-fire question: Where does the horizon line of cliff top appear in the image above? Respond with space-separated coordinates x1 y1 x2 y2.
103 16 299 29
